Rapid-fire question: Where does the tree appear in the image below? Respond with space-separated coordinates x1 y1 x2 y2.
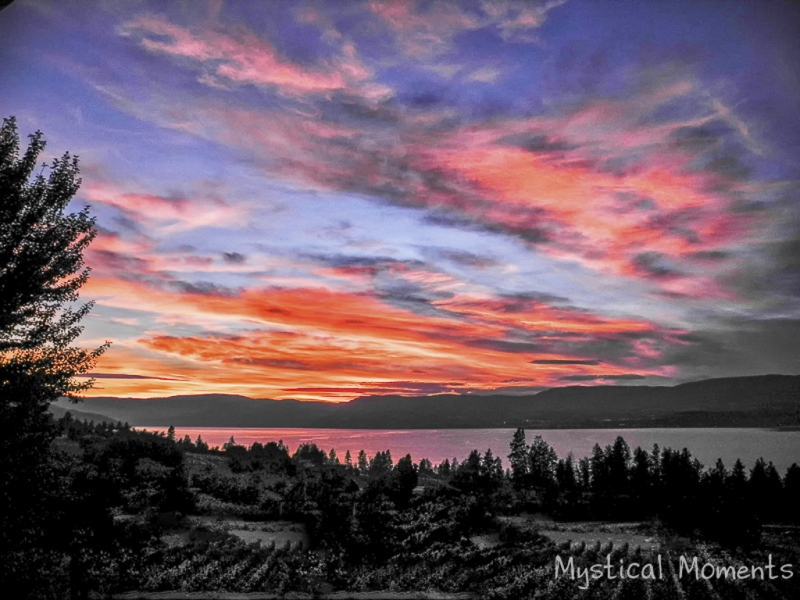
527 435 557 500
357 449 369 474
0 117 107 598
0 116 107 403
508 427 528 488
369 449 393 477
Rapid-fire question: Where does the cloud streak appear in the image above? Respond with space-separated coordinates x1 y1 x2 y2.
3 0 797 399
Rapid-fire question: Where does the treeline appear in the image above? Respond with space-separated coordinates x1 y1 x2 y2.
505 430 800 543
188 426 800 546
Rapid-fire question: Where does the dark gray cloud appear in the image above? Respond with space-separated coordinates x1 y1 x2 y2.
421 210 485 231
499 133 575 154
171 281 239 296
222 252 246 264
466 339 541 353
532 359 601 365
91 249 150 274
75 373 180 380
687 250 729 262
421 247 498 268
499 290 571 305
559 373 648 382
662 318 800 381
632 251 683 279
305 253 424 272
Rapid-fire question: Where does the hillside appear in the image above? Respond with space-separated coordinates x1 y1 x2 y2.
51 374 800 428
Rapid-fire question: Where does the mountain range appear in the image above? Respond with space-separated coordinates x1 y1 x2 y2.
50 375 800 429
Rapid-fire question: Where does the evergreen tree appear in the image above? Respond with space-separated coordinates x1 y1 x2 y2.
630 446 653 517
418 457 433 475
783 464 800 523
391 454 418 505
369 450 393 477
357 449 369 474
508 427 528 488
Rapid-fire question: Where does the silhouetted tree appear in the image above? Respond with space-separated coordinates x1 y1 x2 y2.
389 453 418 506
294 443 327 467
357 449 369 474
344 449 353 472
749 457 782 522
783 464 800 523
1 117 107 598
194 434 209 452
527 436 557 502
328 448 339 465
508 427 528 488
418 457 434 476
369 450 393 477
630 446 654 518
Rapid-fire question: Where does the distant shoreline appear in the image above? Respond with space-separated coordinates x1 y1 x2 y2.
134 425 800 431
52 374 800 430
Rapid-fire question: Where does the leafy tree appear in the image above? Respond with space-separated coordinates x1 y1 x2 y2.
0 116 107 402
0 117 107 598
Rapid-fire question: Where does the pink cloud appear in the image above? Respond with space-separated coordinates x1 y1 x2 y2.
120 14 390 99
369 0 565 58
369 0 481 58
83 181 249 233
480 0 567 42
98 37 762 303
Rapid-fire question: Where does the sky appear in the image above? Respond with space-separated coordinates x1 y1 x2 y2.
1 0 798 401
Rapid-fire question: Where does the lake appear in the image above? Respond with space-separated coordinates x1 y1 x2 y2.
147 427 800 473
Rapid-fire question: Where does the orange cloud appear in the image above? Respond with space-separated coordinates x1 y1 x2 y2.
82 275 675 400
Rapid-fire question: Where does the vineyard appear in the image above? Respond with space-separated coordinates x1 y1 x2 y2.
114 520 800 599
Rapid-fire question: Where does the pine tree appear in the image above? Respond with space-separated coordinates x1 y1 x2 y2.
508 427 528 487
357 449 369 474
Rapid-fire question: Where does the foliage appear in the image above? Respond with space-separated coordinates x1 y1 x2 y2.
0 117 107 599
0 116 107 403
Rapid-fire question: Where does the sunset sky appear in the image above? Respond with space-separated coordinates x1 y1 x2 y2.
1 0 798 401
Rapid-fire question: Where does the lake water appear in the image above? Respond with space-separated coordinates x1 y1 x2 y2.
148 427 800 473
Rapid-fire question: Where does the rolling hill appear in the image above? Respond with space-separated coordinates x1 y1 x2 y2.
50 374 800 429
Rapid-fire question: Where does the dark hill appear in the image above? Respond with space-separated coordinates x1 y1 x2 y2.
52 374 800 428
